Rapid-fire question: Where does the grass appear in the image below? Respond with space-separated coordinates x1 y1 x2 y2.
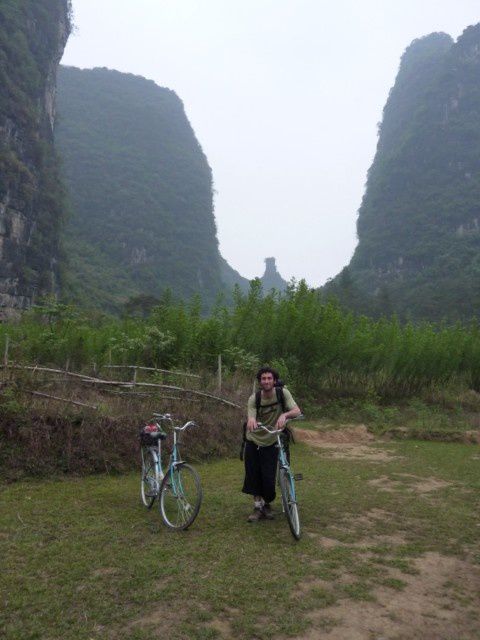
1 439 479 639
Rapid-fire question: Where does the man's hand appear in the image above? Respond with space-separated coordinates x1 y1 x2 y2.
275 413 288 429
276 406 301 429
246 417 258 432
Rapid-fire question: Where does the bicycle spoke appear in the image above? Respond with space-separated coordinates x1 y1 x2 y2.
159 463 202 530
140 449 159 509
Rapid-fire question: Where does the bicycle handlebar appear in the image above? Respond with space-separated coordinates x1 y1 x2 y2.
253 415 304 435
175 420 198 431
153 412 173 422
152 413 198 431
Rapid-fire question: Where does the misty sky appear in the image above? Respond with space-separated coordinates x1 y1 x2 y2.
61 1 480 286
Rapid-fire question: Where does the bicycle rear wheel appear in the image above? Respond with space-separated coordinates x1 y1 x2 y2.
279 468 301 539
141 448 159 509
159 463 202 530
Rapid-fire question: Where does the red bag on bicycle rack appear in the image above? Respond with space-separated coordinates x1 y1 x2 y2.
139 423 166 446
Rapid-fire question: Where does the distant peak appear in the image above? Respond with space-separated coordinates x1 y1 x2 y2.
261 257 287 292
264 257 277 272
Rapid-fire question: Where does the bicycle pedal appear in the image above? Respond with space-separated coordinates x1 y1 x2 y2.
294 473 303 481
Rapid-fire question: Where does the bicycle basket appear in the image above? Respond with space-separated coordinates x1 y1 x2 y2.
139 423 166 446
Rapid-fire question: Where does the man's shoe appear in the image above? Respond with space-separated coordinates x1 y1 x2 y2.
262 503 274 520
247 507 265 522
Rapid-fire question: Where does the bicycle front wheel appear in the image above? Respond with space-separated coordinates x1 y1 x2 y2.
279 468 301 539
141 448 159 509
159 463 202 530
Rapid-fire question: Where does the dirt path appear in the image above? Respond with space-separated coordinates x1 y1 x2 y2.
292 424 480 640
296 551 480 640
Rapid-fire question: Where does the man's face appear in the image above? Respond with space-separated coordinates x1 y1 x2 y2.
260 372 275 392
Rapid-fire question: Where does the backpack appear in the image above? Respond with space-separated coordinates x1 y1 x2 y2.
239 383 294 460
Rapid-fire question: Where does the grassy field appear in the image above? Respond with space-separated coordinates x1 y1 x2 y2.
1 433 479 640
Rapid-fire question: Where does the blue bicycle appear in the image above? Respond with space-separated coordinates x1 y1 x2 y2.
140 413 202 530
255 417 303 539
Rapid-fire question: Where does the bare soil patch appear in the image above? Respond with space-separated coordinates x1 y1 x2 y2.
463 430 480 444
125 604 183 639
295 426 399 462
337 507 395 530
352 532 408 548
294 552 480 640
368 474 452 494
296 425 374 444
291 430 479 640
205 618 234 639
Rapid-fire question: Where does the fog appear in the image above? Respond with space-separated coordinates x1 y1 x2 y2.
62 0 480 285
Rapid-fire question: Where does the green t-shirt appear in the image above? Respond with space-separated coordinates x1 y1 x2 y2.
246 387 297 447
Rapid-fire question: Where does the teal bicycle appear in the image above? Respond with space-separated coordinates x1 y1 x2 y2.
140 413 202 530
255 416 303 540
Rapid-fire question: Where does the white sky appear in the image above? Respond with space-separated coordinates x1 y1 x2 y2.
61 1 480 286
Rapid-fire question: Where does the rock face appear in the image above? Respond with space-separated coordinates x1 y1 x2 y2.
0 1 71 318
56 66 227 311
327 24 480 321
260 257 288 292
219 254 250 293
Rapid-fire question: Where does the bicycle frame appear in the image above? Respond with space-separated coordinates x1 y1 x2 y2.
275 432 297 510
152 413 196 488
253 416 303 538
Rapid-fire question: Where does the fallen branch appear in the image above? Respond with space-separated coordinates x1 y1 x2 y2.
24 390 98 410
2 364 241 409
1 364 97 382
102 365 201 379
81 379 241 408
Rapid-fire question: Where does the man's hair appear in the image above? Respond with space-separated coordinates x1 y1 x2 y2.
256 366 279 382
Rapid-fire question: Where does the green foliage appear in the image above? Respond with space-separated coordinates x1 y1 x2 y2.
4 284 480 400
0 386 23 418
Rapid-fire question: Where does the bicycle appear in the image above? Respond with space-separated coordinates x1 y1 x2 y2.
254 416 304 540
140 413 203 530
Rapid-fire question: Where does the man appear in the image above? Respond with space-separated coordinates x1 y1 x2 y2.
242 366 301 522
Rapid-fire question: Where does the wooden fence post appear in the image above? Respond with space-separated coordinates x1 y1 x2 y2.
217 354 222 392
132 366 137 388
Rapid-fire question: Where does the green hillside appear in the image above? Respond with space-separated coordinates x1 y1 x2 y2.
326 24 480 322
56 66 224 312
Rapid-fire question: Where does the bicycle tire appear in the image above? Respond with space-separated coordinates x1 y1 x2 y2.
140 448 159 509
279 468 301 539
159 463 202 530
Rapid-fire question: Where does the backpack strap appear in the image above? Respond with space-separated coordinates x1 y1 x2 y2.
255 390 261 416
240 421 247 460
275 386 287 413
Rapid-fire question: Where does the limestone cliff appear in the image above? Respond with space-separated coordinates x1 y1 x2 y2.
56 66 225 311
0 1 71 318
326 24 480 321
